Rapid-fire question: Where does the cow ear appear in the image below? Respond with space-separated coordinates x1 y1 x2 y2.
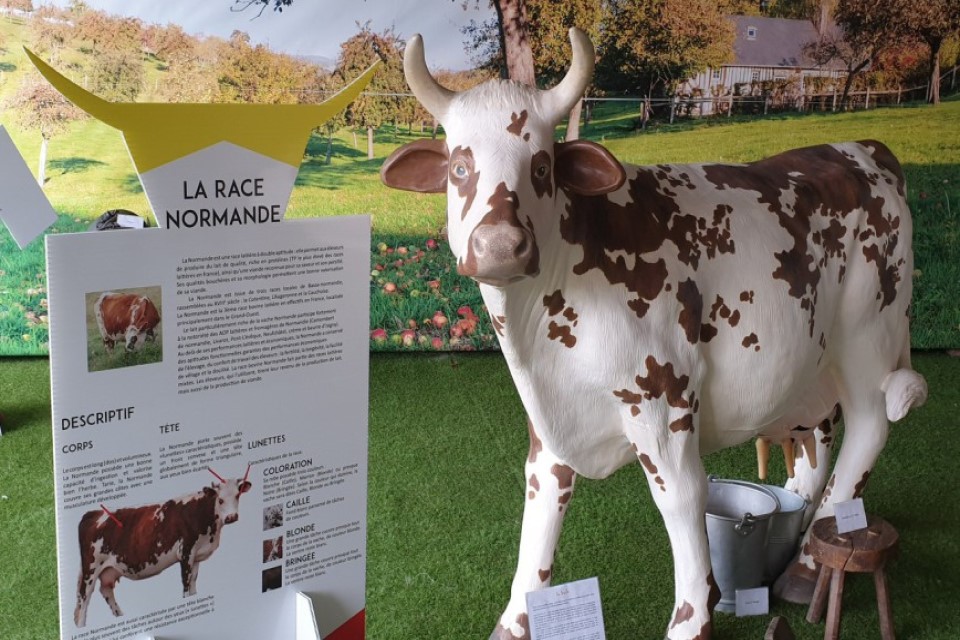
554 140 626 196
380 139 449 193
239 481 252 494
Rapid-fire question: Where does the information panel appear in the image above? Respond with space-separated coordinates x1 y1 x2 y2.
46 217 370 640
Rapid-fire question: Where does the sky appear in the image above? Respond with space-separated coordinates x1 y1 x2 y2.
45 0 495 70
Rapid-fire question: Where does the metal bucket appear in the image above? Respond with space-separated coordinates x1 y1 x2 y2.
761 485 808 583
705 477 779 613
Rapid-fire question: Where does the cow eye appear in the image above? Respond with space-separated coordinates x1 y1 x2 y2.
451 162 468 179
535 164 549 178
218 498 224 504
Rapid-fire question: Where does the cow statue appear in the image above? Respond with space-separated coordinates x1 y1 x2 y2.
74 467 251 627
94 292 161 353
381 29 927 640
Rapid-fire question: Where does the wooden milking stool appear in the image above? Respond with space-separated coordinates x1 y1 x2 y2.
805 515 899 640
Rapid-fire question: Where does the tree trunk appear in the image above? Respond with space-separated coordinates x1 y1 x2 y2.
352 130 357 148
325 131 334 165
37 135 48 186
432 119 439 139
928 38 942 105
493 0 535 85
566 99 583 141
367 126 375 160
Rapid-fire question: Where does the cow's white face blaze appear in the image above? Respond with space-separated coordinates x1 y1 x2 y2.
214 478 251 525
442 86 556 285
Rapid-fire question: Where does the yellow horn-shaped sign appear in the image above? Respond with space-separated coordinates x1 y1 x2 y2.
26 48 379 229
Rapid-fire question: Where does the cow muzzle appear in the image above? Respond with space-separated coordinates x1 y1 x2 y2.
459 224 539 286
224 514 239 524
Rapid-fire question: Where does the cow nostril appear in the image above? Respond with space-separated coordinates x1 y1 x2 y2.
514 234 530 258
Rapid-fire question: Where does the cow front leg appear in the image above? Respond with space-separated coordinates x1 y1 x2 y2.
491 420 576 640
74 566 98 627
627 416 717 640
180 557 198 597
97 567 124 617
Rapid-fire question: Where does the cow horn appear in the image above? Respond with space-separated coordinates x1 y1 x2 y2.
242 463 251 484
404 34 455 123
208 467 226 483
542 28 594 125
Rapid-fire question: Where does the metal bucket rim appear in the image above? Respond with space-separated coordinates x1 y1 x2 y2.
761 484 810 514
706 476 780 523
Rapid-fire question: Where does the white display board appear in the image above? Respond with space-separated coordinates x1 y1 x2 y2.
46 217 370 640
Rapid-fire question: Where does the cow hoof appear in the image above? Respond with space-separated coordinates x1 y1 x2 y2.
772 561 818 604
490 613 530 640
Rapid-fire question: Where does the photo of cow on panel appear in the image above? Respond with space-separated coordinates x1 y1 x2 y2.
73 466 251 628
263 536 283 563
84 286 162 372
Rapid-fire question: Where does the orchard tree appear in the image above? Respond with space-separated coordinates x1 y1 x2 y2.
28 4 70 59
334 23 405 159
4 74 83 185
599 0 734 99
899 0 960 104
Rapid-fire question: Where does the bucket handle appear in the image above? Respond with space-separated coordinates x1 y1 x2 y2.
735 512 758 537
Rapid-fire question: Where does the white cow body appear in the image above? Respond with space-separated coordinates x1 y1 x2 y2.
382 29 926 640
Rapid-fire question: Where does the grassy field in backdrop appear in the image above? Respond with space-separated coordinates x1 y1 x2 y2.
1 353 959 639
1 14 959 352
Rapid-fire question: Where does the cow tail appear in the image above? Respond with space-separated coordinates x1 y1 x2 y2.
880 324 927 422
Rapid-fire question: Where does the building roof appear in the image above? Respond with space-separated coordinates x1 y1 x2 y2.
729 15 845 71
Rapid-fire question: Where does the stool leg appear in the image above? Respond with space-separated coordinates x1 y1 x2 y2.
874 568 895 640
807 565 832 624
824 569 845 640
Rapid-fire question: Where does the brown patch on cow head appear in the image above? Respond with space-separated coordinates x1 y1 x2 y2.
551 463 575 490
671 601 695 629
458 182 539 284
449 146 480 220
531 149 553 199
527 418 543 464
676 279 703 344
507 110 528 137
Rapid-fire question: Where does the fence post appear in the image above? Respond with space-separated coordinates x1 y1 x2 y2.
832 88 837 111
897 85 901 105
670 95 677 124
952 66 957 91
865 86 870 110
763 92 769 115
728 95 733 117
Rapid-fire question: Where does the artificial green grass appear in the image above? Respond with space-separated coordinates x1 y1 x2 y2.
2 353 959 638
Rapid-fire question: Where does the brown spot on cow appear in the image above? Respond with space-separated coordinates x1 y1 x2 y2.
538 566 552 583
529 474 540 492
676 279 703 344
506 110 528 137
853 470 871 498
636 355 692 409
639 453 659 475
547 321 576 348
670 414 695 433
551 464 575 490
491 314 506 337
492 612 531 640
543 290 566 316
740 290 755 303
449 146 480 221
699 323 718 342
531 149 554 199
527 418 543 464
671 601 695 628
742 333 760 350
562 307 579 325
459 181 540 279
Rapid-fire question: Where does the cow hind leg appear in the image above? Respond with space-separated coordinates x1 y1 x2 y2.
774 408 840 603
490 420 576 640
98 567 124 617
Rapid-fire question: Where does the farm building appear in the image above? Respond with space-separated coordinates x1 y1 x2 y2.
682 15 847 115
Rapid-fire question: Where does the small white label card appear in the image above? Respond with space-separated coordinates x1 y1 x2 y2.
115 213 145 229
835 497 869 534
735 587 769 617
526 577 607 640
0 126 57 248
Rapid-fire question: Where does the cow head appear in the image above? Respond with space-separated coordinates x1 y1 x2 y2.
208 466 252 525
125 297 160 352
381 29 625 287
